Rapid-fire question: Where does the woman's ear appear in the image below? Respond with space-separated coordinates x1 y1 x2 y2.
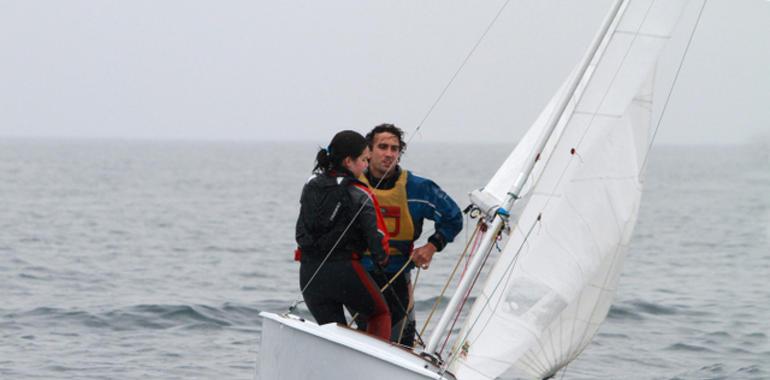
341 156 354 171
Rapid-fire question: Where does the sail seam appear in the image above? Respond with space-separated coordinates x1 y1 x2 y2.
571 175 639 182
567 185 632 362
573 110 623 118
614 30 672 39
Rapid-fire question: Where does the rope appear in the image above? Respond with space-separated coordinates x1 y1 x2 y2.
288 193 373 313
438 240 495 356
411 0 512 138
396 268 421 345
348 258 414 325
419 221 483 337
346 259 428 348
441 216 539 372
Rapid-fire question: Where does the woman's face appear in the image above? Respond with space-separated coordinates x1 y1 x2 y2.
343 147 370 177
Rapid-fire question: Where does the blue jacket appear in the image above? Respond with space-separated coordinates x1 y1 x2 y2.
362 168 463 273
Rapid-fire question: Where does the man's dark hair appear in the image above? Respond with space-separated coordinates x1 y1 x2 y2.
365 123 407 153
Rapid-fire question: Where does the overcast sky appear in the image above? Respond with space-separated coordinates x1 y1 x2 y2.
1 0 768 145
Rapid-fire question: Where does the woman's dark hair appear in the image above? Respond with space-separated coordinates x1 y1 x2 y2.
313 130 368 174
365 123 407 154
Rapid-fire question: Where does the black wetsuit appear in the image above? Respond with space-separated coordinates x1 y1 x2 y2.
296 171 391 338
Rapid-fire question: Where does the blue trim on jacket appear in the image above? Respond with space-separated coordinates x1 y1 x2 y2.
363 170 463 273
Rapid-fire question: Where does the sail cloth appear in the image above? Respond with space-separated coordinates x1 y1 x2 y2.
450 1 690 379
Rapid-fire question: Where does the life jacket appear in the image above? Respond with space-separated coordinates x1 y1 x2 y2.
295 175 358 261
359 170 415 256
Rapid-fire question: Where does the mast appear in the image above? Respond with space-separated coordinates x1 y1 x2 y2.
424 0 628 357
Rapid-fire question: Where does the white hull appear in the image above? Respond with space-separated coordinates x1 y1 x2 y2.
259 312 456 380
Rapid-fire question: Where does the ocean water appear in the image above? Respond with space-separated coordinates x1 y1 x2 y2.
1 139 768 379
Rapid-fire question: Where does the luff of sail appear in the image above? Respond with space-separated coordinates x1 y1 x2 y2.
448 1 691 379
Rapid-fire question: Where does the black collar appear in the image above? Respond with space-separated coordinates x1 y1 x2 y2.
365 166 401 190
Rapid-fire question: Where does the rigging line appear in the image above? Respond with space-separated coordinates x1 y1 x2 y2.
543 1 655 360
560 0 708 364
510 0 627 206
438 240 494 357
533 0 648 216
456 228 554 375
441 216 540 373
504 0 631 226
436 221 507 361
639 0 709 177
411 0 512 136
325 0 513 319
288 187 374 313
573 0 656 149
370 0 511 192
396 268 425 347
289 0 513 309
348 257 414 325
419 221 482 337
397 267 422 344
471 4 657 360
351 262 429 347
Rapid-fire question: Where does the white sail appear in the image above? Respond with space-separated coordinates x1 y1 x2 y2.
449 1 691 379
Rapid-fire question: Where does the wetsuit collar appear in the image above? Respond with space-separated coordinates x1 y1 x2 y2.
365 166 401 190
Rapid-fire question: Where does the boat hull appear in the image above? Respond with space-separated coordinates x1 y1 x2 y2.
259 312 455 380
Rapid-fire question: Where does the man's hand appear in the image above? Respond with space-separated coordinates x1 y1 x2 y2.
411 242 437 270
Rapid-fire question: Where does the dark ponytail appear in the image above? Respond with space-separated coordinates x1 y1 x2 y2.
313 130 368 174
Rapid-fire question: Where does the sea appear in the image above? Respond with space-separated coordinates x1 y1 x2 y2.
1 139 768 380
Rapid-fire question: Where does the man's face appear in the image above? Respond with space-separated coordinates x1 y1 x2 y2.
369 132 401 178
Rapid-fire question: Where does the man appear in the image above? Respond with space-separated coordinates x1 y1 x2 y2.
359 123 463 347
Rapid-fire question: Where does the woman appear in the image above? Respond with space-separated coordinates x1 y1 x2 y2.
295 130 391 339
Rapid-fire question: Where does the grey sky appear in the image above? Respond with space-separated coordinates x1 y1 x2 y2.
1 0 768 145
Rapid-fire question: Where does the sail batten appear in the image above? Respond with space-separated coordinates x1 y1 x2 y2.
448 1 692 379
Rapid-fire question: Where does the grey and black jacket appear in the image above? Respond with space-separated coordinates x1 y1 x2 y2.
295 171 388 264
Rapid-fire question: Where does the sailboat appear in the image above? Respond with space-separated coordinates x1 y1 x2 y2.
259 1 701 379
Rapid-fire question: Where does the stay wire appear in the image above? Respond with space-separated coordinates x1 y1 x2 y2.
639 0 709 177
290 0 511 315
396 267 421 344
435 2 711 374
441 216 539 374
288 192 373 313
411 0 512 138
348 258 428 347
419 221 482 337
348 258 413 324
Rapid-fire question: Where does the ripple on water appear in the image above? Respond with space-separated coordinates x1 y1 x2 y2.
607 305 643 321
6 303 267 333
705 331 732 338
737 364 762 376
665 342 717 353
630 299 678 316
